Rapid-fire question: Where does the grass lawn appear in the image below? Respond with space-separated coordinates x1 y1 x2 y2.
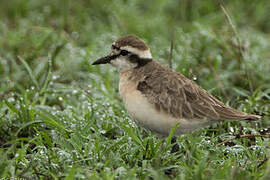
0 0 270 179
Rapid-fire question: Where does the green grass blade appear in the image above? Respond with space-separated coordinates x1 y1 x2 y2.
15 120 43 137
18 56 40 90
118 121 143 148
5 100 20 115
64 165 77 180
41 55 53 94
164 122 180 151
37 111 70 138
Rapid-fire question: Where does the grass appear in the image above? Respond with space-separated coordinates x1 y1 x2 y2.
0 0 270 179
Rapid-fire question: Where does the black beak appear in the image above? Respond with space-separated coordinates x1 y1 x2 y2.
92 54 119 65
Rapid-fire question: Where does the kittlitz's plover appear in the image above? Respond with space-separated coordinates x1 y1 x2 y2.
92 35 261 137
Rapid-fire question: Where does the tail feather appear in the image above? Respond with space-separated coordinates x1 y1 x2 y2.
243 114 261 121
214 105 261 121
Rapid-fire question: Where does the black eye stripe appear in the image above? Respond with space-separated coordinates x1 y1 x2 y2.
120 50 129 56
129 54 152 67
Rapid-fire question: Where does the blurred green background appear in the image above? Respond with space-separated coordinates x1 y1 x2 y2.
0 0 270 179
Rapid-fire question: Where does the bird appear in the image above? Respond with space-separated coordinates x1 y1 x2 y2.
92 35 261 137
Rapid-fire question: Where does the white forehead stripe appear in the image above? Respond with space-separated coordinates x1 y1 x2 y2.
121 46 152 59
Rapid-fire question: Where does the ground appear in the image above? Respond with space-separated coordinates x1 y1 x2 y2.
0 0 270 179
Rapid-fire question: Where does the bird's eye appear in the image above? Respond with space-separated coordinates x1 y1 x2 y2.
120 50 129 56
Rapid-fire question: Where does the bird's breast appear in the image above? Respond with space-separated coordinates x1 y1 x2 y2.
119 72 187 135
118 71 213 135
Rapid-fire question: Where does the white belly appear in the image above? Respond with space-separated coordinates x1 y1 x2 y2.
119 72 210 136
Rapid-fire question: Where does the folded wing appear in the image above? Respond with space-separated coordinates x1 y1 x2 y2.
135 61 261 121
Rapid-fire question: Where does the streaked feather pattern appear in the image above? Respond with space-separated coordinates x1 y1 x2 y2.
129 61 260 122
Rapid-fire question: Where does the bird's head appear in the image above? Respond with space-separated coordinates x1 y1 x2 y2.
92 35 152 72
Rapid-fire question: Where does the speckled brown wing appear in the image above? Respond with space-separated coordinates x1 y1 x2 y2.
132 61 260 121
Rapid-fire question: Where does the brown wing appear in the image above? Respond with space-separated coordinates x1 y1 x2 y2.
133 61 260 121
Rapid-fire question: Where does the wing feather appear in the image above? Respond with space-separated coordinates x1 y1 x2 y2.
133 61 260 121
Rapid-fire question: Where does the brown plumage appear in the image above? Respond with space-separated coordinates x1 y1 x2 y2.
130 60 260 121
92 35 261 136
114 35 149 50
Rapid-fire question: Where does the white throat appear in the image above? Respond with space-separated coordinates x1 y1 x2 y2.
110 57 137 73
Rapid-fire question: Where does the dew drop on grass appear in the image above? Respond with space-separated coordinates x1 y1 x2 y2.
229 127 234 133
16 104 20 109
81 94 86 99
224 145 245 154
66 105 71 110
72 90 78 95
40 149 45 155
51 163 59 169
100 130 106 134
250 145 260 150
51 130 56 136
52 75 59 80
19 161 27 167
7 97 15 102
71 149 79 155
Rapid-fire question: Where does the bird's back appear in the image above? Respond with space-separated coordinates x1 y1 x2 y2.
127 61 260 122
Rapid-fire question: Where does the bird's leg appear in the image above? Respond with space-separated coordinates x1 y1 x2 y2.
170 136 180 153
164 136 179 176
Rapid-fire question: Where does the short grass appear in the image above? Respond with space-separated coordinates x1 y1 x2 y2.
0 0 270 179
